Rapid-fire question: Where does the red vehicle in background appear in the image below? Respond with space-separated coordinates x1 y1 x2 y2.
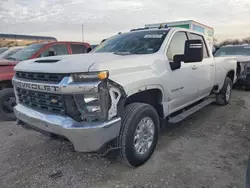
0 41 91 121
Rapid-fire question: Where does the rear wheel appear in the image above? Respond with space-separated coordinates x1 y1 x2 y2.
117 103 159 167
0 88 16 121
216 77 232 106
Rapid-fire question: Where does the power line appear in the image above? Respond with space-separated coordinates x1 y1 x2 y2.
82 24 84 42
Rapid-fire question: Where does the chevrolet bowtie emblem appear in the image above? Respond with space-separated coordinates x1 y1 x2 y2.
51 98 58 103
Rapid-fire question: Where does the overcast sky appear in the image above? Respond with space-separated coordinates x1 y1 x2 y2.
0 0 249 44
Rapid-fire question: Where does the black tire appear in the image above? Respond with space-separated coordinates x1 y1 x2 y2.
117 103 160 167
216 77 233 106
0 88 16 121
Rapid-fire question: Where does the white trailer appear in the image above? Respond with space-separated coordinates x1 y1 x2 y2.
145 20 214 50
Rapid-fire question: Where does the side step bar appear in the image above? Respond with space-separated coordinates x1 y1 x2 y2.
168 98 215 124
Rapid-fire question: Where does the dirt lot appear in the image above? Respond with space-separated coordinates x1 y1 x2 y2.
0 90 249 188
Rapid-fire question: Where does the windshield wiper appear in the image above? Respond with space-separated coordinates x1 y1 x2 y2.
113 52 135 55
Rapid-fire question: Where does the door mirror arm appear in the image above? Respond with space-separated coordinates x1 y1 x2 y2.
169 55 182 71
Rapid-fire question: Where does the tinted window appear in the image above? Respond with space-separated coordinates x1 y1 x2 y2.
93 30 169 54
0 47 8 54
0 48 23 59
167 32 187 61
214 46 250 57
70 44 87 54
39 44 68 57
10 43 45 61
188 33 209 58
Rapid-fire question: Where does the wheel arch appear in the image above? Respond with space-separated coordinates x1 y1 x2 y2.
0 80 13 90
123 85 165 118
226 70 235 84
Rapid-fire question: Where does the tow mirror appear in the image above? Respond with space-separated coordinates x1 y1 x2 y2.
184 39 203 63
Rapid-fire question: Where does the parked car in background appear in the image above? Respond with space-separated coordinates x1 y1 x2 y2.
0 46 24 60
0 41 91 121
0 47 8 54
214 44 250 90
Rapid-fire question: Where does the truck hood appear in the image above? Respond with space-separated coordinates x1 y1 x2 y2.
14 52 161 74
0 59 19 66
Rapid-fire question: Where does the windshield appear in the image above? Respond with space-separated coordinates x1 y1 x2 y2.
10 43 46 61
214 46 250 57
0 48 23 59
0 48 8 54
93 30 169 54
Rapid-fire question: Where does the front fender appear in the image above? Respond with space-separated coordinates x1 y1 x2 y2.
0 72 15 81
0 66 15 81
126 84 165 99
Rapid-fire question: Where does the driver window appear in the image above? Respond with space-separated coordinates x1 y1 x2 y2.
39 44 68 57
167 32 188 61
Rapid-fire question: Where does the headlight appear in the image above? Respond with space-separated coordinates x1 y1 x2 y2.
73 90 110 121
71 71 109 82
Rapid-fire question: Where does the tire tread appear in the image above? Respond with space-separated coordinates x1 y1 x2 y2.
118 103 159 167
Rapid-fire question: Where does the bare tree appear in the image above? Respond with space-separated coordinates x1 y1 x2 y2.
216 37 250 48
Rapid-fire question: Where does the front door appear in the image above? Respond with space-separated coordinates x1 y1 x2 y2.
166 31 199 114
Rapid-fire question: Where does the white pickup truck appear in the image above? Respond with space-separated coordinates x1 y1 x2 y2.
215 44 250 90
12 26 237 167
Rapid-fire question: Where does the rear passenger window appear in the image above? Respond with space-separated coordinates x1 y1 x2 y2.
188 33 209 58
70 44 87 54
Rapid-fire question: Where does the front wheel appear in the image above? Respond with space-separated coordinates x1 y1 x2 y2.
117 103 160 167
0 88 16 121
216 77 233 106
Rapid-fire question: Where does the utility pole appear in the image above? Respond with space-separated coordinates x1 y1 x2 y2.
82 24 84 42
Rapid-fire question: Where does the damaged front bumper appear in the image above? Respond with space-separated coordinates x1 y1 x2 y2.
14 104 121 152
12 73 123 152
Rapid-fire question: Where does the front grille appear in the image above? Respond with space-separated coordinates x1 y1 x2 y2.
16 71 69 82
16 88 65 114
16 88 82 121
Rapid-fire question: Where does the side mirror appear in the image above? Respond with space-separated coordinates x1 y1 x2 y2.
169 55 183 71
184 39 203 63
48 50 55 56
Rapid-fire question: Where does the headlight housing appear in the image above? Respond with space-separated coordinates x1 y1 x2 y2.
72 72 111 122
71 71 109 82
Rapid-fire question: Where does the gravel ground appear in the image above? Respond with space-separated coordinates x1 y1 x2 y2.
0 90 249 188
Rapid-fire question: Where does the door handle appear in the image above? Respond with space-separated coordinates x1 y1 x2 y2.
210 64 215 67
192 66 198 70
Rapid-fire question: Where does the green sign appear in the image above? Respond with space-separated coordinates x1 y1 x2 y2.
169 24 190 29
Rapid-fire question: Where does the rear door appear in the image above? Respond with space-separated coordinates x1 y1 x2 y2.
69 43 88 54
37 43 69 58
187 32 215 98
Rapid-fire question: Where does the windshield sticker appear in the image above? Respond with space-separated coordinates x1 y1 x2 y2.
144 34 163 39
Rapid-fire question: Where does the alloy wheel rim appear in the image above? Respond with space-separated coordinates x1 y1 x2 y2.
133 117 155 155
